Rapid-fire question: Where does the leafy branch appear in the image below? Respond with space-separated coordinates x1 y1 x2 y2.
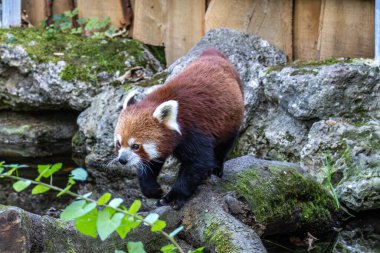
0 162 203 253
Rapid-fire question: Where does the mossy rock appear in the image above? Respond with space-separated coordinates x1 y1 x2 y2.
223 164 339 235
0 28 161 84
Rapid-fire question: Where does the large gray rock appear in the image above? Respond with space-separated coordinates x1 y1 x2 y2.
300 119 380 212
0 111 77 144
263 62 380 120
0 43 163 111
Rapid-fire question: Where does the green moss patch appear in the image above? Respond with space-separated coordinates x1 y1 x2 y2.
223 166 338 232
0 28 150 84
203 217 240 253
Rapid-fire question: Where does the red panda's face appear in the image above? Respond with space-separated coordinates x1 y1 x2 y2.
115 91 182 168
115 111 162 167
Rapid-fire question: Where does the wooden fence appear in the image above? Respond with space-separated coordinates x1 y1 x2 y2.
15 0 379 64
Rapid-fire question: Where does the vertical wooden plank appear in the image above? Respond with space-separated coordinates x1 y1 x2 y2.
165 0 205 65
205 0 293 61
319 0 374 59
246 0 293 60
293 0 322 60
132 0 166 46
205 0 255 32
22 0 46 27
52 0 72 15
77 0 129 28
2 0 22 27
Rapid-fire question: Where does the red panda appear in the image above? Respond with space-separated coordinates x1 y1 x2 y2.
114 48 244 209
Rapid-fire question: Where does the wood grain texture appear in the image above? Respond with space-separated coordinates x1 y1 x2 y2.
319 0 374 59
165 0 205 65
293 0 322 60
77 0 129 28
132 0 166 46
205 0 293 60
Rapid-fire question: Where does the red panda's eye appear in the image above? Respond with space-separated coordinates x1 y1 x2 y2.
116 140 121 149
131 144 140 151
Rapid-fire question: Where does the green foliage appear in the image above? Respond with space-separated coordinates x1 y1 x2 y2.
97 207 124 240
0 162 191 253
60 200 97 221
161 244 176 253
41 8 116 39
127 242 146 253
32 185 50 194
97 192 112 205
13 179 32 192
322 155 341 209
70 167 88 181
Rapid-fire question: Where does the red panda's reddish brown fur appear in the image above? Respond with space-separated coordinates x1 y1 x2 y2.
115 48 244 209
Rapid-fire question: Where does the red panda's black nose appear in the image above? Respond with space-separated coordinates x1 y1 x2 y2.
118 157 128 165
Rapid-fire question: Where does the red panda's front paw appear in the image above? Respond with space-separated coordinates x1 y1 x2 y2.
156 191 187 210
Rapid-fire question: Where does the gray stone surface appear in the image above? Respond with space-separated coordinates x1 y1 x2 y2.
0 111 77 144
0 44 163 111
263 62 380 120
301 119 380 211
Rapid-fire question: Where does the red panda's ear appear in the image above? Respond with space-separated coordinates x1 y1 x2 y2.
153 100 181 135
123 90 137 109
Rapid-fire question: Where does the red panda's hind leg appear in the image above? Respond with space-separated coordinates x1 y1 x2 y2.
137 160 164 199
157 131 217 209
212 133 239 177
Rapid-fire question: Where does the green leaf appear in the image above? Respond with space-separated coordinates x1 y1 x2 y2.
13 180 32 192
144 213 159 225
109 198 123 208
169 226 183 238
0 167 3 174
74 208 98 238
97 208 124 241
7 167 18 176
127 242 146 253
32 185 50 194
116 214 141 239
70 168 88 181
160 244 176 253
116 215 141 239
114 251 126 253
128 200 141 214
36 163 62 180
151 220 166 232
60 200 97 221
77 17 87 25
188 247 204 253
97 193 112 205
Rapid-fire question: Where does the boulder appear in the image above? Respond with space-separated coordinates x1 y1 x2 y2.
263 61 380 120
0 29 163 112
0 111 77 144
300 119 380 212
